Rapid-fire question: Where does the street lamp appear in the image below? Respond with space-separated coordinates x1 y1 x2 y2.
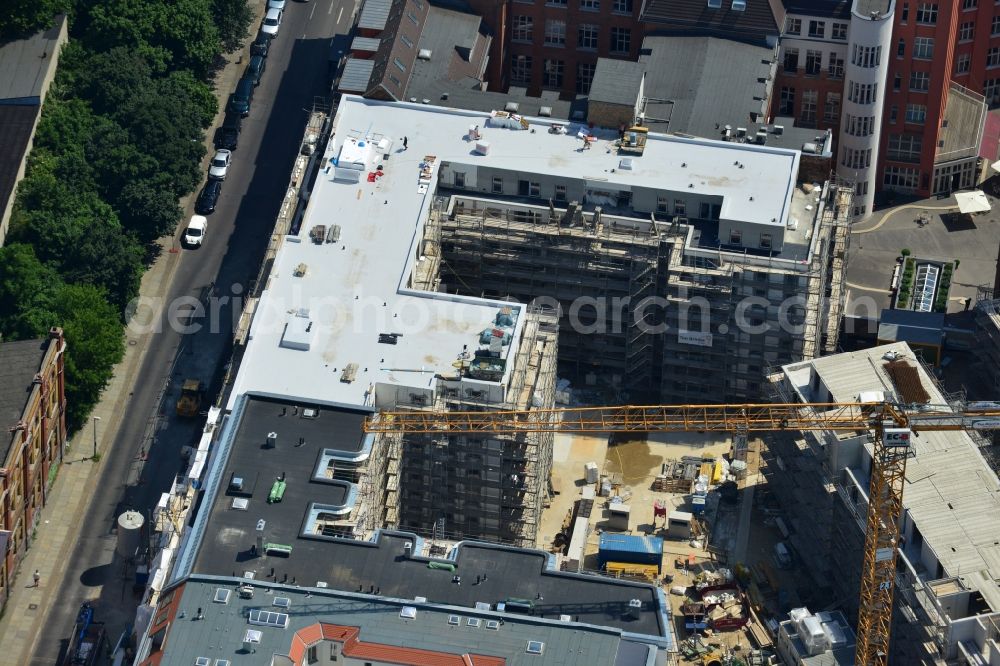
92 415 102 460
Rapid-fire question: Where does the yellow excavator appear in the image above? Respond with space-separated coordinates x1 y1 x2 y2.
175 379 204 417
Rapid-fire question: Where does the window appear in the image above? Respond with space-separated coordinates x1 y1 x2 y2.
785 17 801 34
400 34 413 48
883 166 920 190
492 176 503 193
577 62 596 93
959 21 975 41
545 19 566 46
955 53 971 74
674 199 686 215
808 20 825 38
578 24 598 49
841 147 872 169
555 184 567 201
801 89 817 123
905 104 926 123
909 71 929 91
889 105 898 123
832 22 847 40
844 114 874 136
962 0 977 10
985 78 1000 106
994 16 1000 35
760 233 772 249
901 2 909 21
511 55 532 84
546 0 567 6
656 196 668 214
805 50 822 76
824 93 840 122
856 181 868 196
307 645 319 664
407 11 419 25
512 16 533 42
913 37 933 59
393 57 407 72
729 229 742 245
580 0 599 8
453 172 465 187
732 0 746 10
783 48 798 73
610 27 631 53
897 39 905 58
887 134 923 161
543 59 563 87
828 52 844 78
526 641 545 655
779 86 795 115
915 3 937 23
613 0 632 12
989 47 1000 68
852 44 881 68
848 81 877 104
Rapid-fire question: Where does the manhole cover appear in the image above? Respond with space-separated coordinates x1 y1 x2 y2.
28 604 37 610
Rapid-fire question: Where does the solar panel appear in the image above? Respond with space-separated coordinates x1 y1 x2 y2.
272 597 291 609
248 609 289 628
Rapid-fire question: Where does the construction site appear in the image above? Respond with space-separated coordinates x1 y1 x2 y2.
133 96 1000 666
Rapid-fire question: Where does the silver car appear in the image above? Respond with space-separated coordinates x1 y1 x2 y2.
261 8 282 37
208 149 232 180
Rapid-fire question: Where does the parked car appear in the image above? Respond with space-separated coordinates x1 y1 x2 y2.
183 215 208 247
246 54 266 86
208 149 232 180
195 180 222 215
267 0 286 9
261 8 282 37
250 31 270 58
228 76 255 116
215 113 241 151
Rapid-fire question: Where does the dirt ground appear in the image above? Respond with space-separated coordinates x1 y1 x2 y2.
538 431 781 661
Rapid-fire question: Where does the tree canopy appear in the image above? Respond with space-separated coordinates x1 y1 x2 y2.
1 0 253 433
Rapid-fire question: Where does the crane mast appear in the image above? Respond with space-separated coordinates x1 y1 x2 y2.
364 401 1000 666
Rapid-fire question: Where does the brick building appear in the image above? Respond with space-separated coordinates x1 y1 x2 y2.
0 328 66 612
774 0 993 211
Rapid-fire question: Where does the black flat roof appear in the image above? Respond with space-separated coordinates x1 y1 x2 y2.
236 395 367 454
194 528 667 638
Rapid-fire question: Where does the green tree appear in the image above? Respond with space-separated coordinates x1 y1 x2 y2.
0 0 73 41
116 179 184 243
85 0 220 76
0 244 62 340
51 283 126 430
212 0 253 53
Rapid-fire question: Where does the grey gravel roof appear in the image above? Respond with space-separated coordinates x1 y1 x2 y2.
148 575 646 665
588 60 645 106
0 16 65 101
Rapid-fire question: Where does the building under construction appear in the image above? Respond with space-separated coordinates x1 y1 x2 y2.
432 162 851 403
769 343 1000 664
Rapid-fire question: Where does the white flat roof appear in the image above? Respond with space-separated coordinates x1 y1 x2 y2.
230 96 801 410
783 343 1000 612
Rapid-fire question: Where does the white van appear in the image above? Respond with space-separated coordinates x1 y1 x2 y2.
183 215 207 247
774 541 793 569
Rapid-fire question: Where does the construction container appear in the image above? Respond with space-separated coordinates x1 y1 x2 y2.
598 533 663 572
668 510 693 539
607 503 630 530
584 462 599 484
690 495 706 515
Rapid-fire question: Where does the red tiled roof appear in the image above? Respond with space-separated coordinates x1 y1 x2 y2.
285 622 506 666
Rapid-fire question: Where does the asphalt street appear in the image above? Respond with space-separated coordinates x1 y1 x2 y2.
37 1 355 661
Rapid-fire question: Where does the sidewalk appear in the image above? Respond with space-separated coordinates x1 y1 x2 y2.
0 10 263 661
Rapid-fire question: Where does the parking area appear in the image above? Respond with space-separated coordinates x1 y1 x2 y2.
845 192 1000 318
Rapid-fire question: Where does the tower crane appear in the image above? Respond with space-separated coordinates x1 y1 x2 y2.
364 400 1000 666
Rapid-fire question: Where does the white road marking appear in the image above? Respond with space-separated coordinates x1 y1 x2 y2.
309 2 317 19
329 0 335 13
337 6 344 22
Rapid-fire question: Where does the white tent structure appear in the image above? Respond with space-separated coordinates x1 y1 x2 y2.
955 190 991 214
